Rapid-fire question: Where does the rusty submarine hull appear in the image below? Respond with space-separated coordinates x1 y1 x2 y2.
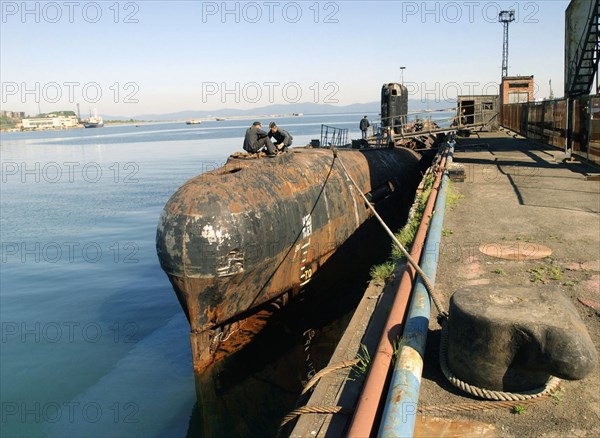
156 146 424 373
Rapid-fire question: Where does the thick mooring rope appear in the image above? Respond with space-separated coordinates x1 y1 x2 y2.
278 359 359 433
301 359 360 396
331 146 448 318
279 405 353 429
438 319 562 401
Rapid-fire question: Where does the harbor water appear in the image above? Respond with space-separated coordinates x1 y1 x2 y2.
0 113 444 437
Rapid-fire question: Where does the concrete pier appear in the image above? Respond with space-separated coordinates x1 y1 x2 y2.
288 131 599 437
419 131 600 437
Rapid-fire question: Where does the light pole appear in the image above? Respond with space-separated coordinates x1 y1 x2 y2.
498 10 515 78
399 66 406 85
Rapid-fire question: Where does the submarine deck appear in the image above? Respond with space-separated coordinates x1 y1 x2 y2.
290 131 600 437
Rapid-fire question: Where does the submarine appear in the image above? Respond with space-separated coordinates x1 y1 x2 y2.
156 84 431 373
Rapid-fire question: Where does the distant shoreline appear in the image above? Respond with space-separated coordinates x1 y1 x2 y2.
0 113 306 132
1 109 457 133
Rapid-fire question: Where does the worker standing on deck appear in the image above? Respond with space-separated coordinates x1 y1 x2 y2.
359 115 370 139
460 109 467 126
243 121 277 156
267 122 293 151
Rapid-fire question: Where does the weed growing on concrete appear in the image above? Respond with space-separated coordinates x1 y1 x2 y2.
349 344 371 382
370 172 436 280
370 262 396 281
548 234 566 243
446 180 464 210
529 263 563 283
493 268 507 276
512 405 527 414
516 235 535 242
422 171 436 194
530 266 546 283
550 387 564 404
549 266 563 281
442 228 453 237
391 173 435 261
395 220 419 251
563 280 575 287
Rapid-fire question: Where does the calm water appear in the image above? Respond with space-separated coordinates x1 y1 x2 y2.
0 113 398 438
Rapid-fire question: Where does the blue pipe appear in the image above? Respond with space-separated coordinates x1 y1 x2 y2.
377 146 452 438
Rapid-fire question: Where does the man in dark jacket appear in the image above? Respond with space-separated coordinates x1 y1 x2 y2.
268 122 293 151
243 121 277 155
359 115 370 139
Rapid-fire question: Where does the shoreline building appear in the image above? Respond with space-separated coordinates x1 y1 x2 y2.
21 114 80 130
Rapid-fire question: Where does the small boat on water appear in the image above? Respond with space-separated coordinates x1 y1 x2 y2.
186 119 202 125
83 109 104 128
215 118 226 121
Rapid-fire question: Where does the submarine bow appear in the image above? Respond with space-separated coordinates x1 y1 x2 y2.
156 147 422 372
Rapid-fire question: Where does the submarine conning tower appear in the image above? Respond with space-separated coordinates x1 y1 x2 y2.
381 83 408 135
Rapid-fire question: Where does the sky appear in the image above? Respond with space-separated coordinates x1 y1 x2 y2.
1 0 570 117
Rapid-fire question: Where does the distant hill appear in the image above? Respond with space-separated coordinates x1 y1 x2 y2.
105 100 456 121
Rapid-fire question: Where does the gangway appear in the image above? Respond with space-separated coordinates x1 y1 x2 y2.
372 104 498 146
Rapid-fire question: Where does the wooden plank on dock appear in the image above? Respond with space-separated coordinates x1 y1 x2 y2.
289 265 404 437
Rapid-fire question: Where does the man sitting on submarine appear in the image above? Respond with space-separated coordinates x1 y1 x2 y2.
267 122 293 151
243 121 278 156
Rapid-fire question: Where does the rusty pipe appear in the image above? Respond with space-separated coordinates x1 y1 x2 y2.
378 147 451 437
347 147 449 437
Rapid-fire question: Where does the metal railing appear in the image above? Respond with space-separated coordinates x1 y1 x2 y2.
379 107 454 137
320 124 349 148
501 95 600 165
375 103 498 144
